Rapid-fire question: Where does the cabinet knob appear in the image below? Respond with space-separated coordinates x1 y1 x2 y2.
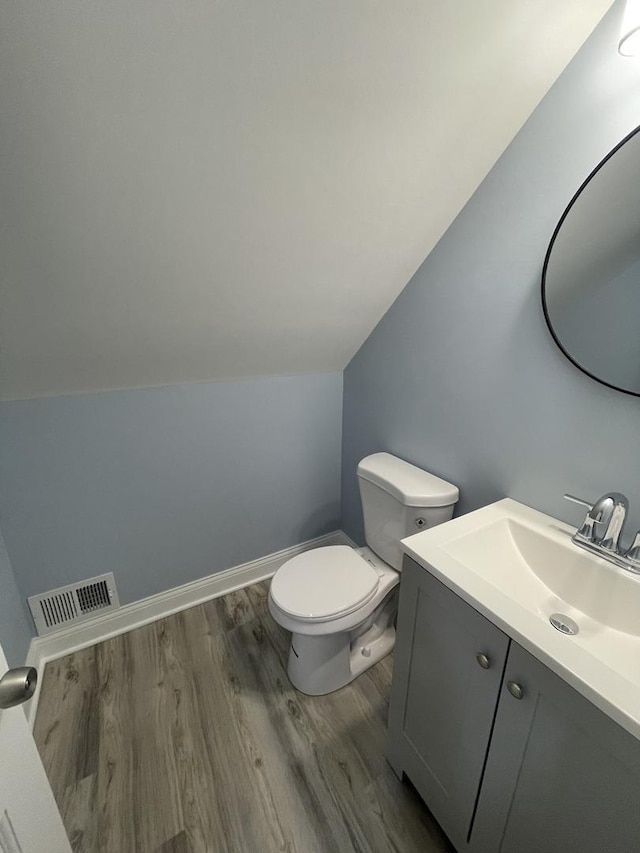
476 653 491 670
507 681 524 700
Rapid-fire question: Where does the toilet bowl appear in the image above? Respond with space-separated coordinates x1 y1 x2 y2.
269 545 399 695
268 452 458 695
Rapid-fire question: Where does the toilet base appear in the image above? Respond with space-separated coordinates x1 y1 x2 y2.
286 590 398 695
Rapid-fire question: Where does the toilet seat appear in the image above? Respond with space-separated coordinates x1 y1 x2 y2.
270 546 379 622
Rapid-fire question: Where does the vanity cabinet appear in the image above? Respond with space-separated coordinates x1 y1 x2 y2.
388 557 640 853
386 557 509 851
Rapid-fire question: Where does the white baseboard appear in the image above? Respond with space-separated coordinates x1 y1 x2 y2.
25 529 354 727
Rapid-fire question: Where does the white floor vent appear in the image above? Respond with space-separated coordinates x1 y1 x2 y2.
28 573 120 636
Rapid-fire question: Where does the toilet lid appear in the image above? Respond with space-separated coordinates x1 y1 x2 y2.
270 546 379 621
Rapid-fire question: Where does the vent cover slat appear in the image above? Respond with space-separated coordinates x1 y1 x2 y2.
67 591 78 621
69 591 78 620
28 573 119 636
52 596 62 626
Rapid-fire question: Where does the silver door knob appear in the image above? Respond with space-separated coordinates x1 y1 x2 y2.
476 653 491 669
507 681 524 700
0 667 37 709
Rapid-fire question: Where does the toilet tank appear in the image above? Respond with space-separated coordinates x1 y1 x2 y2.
357 453 459 570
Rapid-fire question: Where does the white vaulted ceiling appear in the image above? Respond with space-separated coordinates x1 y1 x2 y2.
0 1 613 399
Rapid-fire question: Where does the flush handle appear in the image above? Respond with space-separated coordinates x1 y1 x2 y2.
507 681 524 700
476 653 491 670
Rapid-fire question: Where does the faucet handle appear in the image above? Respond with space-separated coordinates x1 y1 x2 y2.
563 494 593 511
625 531 640 567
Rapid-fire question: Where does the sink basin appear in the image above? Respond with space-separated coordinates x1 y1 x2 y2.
401 498 640 740
443 515 640 636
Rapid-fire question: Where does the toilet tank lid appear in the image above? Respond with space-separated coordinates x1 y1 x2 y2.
357 452 459 508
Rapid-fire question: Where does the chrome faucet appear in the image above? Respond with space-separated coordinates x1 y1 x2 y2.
564 492 640 574
599 492 629 552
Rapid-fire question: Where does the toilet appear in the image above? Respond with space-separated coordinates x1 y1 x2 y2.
268 452 459 695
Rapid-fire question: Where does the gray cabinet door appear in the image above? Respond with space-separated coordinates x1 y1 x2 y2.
387 558 510 851
470 642 640 853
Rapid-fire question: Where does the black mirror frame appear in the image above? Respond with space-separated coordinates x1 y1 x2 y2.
541 123 640 398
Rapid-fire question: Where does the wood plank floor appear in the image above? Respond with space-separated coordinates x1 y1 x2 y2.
34 581 454 853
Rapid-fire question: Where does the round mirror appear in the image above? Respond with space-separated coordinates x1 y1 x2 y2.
542 125 640 397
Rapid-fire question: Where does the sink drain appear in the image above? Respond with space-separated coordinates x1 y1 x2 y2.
549 613 579 635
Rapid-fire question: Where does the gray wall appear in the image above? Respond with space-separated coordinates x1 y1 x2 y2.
341 2 640 546
0 373 342 606
0 527 32 666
